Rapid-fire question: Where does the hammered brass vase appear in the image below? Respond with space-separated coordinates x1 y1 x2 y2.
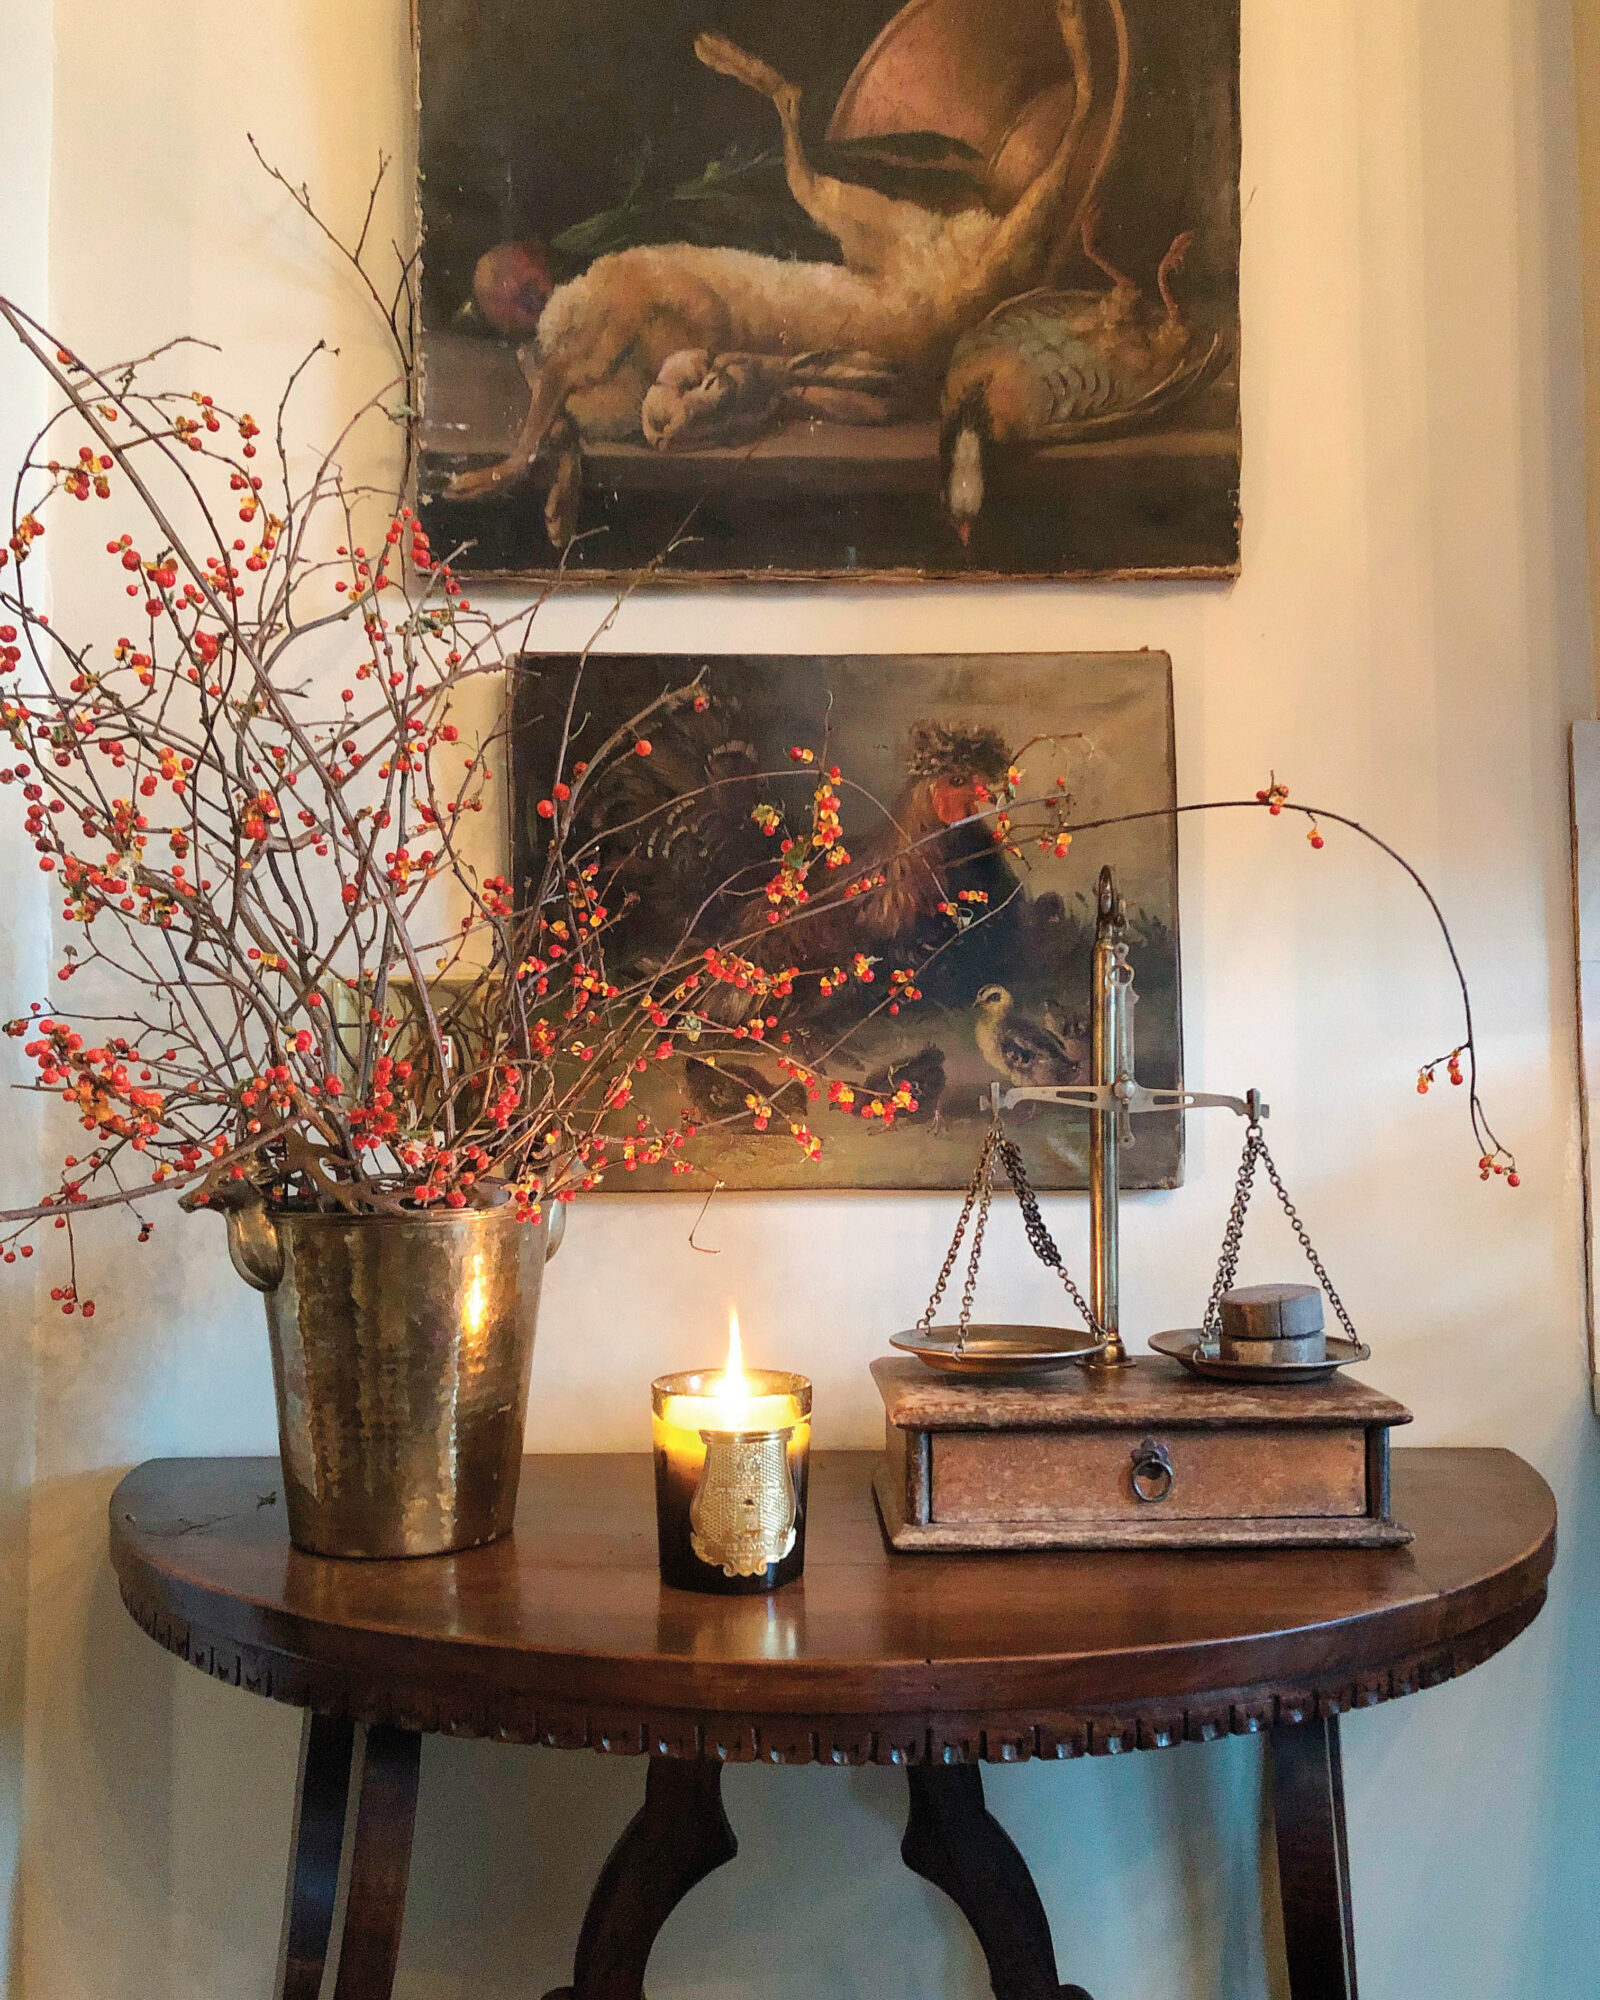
225 1191 565 1559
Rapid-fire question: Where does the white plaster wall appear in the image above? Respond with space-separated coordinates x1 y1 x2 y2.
9 0 1600 1995
0 0 53 1982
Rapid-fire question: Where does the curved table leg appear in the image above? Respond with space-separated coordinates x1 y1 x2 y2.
902 1764 1092 2000
544 1755 739 2000
277 1713 356 2000
1271 1717 1359 1999
274 1717 421 2000
332 1724 422 2000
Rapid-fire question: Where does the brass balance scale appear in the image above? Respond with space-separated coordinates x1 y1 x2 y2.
871 868 1413 1553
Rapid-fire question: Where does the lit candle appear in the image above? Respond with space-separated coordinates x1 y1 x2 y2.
652 1309 812 1595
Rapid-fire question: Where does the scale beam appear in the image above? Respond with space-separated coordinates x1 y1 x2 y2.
994 1084 1267 1123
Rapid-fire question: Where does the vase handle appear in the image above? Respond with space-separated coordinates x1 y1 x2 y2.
544 1202 566 1263
226 1200 285 1292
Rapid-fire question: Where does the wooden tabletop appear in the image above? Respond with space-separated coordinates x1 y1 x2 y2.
110 1449 1554 1767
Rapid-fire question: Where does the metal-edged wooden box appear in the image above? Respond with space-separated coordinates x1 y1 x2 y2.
871 1356 1413 1551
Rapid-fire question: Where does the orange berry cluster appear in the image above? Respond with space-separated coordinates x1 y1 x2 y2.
1416 1047 1466 1094
1257 775 1290 815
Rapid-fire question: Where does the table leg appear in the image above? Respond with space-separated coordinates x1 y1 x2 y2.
901 1764 1093 2000
1270 1717 1359 2000
544 1755 738 2000
274 1717 421 2000
277 1713 355 2000
332 1724 422 2000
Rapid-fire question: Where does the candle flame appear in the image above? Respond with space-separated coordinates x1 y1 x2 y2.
721 1306 749 1396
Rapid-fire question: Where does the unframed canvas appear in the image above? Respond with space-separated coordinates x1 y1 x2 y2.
509 652 1183 1191
417 0 1241 582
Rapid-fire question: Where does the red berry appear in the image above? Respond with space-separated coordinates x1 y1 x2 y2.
1507 1172 1521 1188
634 739 652 757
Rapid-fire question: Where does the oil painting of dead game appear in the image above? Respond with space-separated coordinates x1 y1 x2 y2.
510 654 1182 1191
418 0 1241 581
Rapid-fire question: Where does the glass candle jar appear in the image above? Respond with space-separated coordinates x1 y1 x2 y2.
651 1368 812 1594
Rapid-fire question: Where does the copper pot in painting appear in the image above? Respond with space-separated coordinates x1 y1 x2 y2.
224 1190 565 1559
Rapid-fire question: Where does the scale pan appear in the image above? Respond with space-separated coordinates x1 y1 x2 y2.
1149 1326 1371 1385
891 1323 1103 1377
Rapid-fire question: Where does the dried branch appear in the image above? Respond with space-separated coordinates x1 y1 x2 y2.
0 151 1517 1327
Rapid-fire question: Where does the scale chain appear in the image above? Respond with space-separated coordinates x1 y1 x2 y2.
956 1136 999 1347
1201 1123 1360 1347
1199 1128 1259 1336
918 1123 1105 1347
999 1137 1107 1340
917 1128 997 1337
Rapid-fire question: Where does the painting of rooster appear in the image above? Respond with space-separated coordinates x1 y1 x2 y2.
509 653 1182 1190
417 0 1240 580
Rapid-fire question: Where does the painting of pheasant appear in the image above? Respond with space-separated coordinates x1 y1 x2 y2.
940 221 1225 544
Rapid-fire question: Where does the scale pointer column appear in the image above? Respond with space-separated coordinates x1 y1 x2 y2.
1087 866 1132 1371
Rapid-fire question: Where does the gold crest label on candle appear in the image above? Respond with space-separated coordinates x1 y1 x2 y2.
690 1429 798 1577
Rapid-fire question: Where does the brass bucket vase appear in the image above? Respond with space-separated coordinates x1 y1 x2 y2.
226 1191 565 1559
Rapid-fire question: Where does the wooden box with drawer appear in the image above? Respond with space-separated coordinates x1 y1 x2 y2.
871 1355 1413 1551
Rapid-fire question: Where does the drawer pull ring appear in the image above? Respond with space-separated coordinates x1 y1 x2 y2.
1130 1439 1175 1503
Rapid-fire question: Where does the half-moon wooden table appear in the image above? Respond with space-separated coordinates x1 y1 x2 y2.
110 1448 1554 2000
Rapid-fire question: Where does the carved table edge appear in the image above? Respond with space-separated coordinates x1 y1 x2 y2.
115 1573 1545 1768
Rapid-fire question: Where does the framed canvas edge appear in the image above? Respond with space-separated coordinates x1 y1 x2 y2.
506 648 1186 1196
431 557 1242 591
1160 653 1186 1188
1569 722 1600 1413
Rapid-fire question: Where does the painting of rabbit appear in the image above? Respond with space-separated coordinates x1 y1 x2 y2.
417 0 1240 581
